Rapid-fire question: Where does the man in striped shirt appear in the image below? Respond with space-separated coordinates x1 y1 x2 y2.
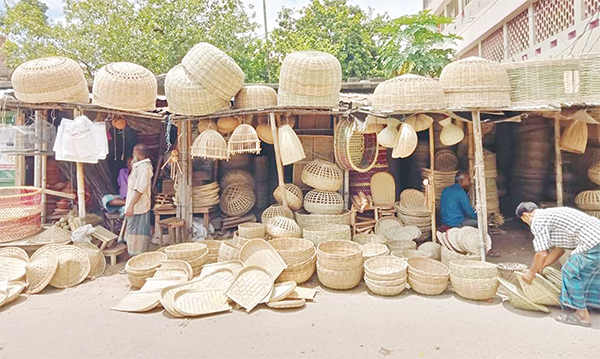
517 202 600 327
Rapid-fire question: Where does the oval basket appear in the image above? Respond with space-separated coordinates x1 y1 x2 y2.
303 224 351 245
334 119 379 173
304 189 344 215
301 159 343 191
238 223 266 239
165 243 209 261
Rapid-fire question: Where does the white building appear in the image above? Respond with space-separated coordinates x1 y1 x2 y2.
423 0 600 62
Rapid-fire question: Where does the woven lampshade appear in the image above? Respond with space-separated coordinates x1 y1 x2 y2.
371 74 446 111
12 57 89 104
165 65 231 116
392 123 418 159
278 51 342 108
406 114 434 132
181 42 245 101
560 120 588 154
234 86 277 109
377 124 399 148
440 57 511 108
92 62 157 111
278 124 306 166
190 129 229 160
228 124 261 155
439 118 465 146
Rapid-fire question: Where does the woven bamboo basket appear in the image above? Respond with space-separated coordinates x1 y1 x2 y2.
581 53 600 103
388 240 417 252
400 249 433 259
277 90 340 108
407 257 450 295
228 124 261 155
364 255 408 280
560 120 588 154
238 223 266 239
405 114 434 132
497 262 528 287
219 183 255 217
418 242 442 261
256 121 274 144
277 254 316 284
278 124 306 166
377 124 399 148
12 57 89 104
181 42 244 101
294 210 352 229
450 275 499 301
441 246 480 265
165 243 208 261
301 159 343 191
303 224 351 245
440 57 511 108
434 150 459 171
202 240 223 263
234 85 277 109
304 189 344 215
269 238 315 265
190 129 229 160
273 184 304 211
317 263 363 290
261 205 294 224
498 278 550 313
515 272 561 306
217 241 240 262
362 243 390 262
266 216 302 238
316 240 363 271
165 64 231 116
439 118 465 146
371 74 446 111
392 123 418 159
587 162 600 185
0 187 43 243
220 169 254 189
93 62 157 111
575 190 600 211
353 233 388 246
334 119 379 173
217 116 241 134
449 260 498 279
364 276 407 296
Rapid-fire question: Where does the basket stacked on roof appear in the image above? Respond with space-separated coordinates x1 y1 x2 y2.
394 189 431 241
93 62 157 111
363 255 408 296
316 240 363 290
270 238 316 284
450 260 499 300
437 227 487 265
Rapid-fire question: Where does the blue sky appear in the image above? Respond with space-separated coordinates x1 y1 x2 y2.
1 1 422 31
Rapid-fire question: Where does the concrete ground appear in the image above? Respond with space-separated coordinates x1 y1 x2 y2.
1 220 599 359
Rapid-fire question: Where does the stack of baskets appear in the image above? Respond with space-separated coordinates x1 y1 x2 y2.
277 51 342 108
421 168 456 208
164 243 209 276
0 187 43 243
316 241 363 290
202 240 223 264
450 260 499 300
394 189 431 241
303 224 351 245
363 256 408 296
407 257 450 296
270 238 316 284
125 252 167 288
438 227 484 265
302 159 345 215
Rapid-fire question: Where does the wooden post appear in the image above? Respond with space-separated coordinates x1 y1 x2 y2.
269 112 288 210
176 120 192 241
467 121 475 205
472 111 488 261
554 118 564 206
35 110 48 223
429 124 437 242
73 108 86 222
14 111 26 186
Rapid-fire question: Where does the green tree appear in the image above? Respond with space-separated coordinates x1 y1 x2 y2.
378 10 460 77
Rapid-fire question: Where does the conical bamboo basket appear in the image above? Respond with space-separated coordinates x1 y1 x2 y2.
278 125 306 166
392 123 418 158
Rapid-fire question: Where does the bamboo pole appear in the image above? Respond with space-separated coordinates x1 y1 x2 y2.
14 111 26 186
554 118 564 206
472 111 488 261
37 111 48 223
429 124 437 242
270 112 288 210
73 108 86 223
467 122 475 205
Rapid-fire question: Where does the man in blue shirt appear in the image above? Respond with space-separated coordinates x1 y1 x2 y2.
440 171 478 228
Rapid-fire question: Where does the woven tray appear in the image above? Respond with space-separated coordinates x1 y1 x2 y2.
498 278 550 313
239 239 287 280
266 298 306 309
26 249 58 294
515 272 561 306
226 266 273 313
111 292 161 313
47 245 91 289
174 288 232 317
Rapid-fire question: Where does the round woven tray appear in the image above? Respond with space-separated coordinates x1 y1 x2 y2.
47 245 91 289
239 239 287 280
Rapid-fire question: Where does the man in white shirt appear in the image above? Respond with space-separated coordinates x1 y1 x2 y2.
124 144 153 255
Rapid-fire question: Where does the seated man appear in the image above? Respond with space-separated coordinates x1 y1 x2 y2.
440 171 477 228
101 157 132 217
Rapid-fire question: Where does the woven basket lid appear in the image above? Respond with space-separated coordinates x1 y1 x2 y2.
279 51 342 97
440 57 511 108
93 62 157 111
165 64 231 116
0 256 28 282
12 57 89 104
173 288 231 317
181 42 245 101
371 74 446 112
74 242 106 279
234 85 277 109
48 245 91 288
111 291 161 313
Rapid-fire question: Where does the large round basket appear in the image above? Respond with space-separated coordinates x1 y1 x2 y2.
449 259 498 279
234 85 277 109
364 255 408 280
304 189 344 215
165 64 231 116
362 243 390 262
294 210 351 230
12 57 89 104
261 205 294 224
181 42 244 101
407 257 450 296
316 263 362 290
316 240 363 271
220 183 255 217
440 57 511 108
238 223 266 239
220 169 254 189
191 129 229 160
451 275 499 301
497 262 528 287
303 224 351 245
92 62 157 111
371 74 446 111
334 120 379 173
266 216 302 238
269 238 315 265
273 184 304 211
301 159 343 191
0 187 43 243
575 190 600 211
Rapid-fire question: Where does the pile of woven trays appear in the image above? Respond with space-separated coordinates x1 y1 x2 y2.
449 260 499 300
498 266 562 313
316 240 363 290
363 255 408 296
0 243 105 308
483 150 504 226
394 189 431 241
270 238 316 284
114 238 318 316
437 227 486 265
407 257 450 295
173 181 220 210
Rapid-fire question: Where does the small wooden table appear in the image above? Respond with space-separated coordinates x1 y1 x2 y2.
153 206 215 241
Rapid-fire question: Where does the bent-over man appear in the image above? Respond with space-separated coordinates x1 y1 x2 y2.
124 144 153 256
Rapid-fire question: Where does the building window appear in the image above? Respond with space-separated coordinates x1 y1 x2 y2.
446 0 459 18
534 0 575 43
584 0 600 19
460 45 480 59
507 9 530 57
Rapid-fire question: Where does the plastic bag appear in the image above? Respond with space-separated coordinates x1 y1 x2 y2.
71 224 96 243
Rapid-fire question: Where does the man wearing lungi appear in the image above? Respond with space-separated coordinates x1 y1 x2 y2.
124 144 153 256
516 202 600 327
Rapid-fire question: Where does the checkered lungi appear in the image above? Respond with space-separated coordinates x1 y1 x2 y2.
561 243 600 310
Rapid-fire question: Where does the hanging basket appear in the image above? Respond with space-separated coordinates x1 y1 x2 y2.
217 116 241 134
377 124 399 149
392 123 418 159
190 129 229 160
301 159 343 191
228 124 261 155
256 122 274 144
560 120 588 154
439 118 465 146
278 125 306 166
334 119 379 173
92 62 157 111
304 189 344 215
234 85 278 109
405 114 434 132
220 183 255 217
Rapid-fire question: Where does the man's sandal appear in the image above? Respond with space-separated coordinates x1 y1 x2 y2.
555 313 592 327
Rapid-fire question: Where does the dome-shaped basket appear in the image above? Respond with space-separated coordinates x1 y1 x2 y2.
92 62 157 111
304 189 344 215
303 224 351 245
301 159 343 191
334 119 379 173
165 65 231 116
12 57 89 104
588 162 600 185
261 204 294 224
181 42 245 101
217 116 241 134
440 57 511 108
219 183 255 217
220 169 254 189
266 216 302 238
190 129 229 160
575 190 600 211
228 124 261 155
234 85 277 109
371 74 446 112
279 51 342 97
278 125 306 166
273 183 304 211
